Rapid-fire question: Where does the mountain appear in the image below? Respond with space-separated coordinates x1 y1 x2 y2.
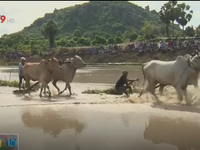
21 1 181 40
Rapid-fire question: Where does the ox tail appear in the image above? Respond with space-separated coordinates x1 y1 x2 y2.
138 63 147 98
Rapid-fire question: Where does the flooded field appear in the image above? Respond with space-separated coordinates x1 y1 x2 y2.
0 65 142 84
0 65 200 150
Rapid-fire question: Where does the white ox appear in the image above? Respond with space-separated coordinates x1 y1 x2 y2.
51 55 86 96
22 57 62 98
157 54 199 95
138 54 200 105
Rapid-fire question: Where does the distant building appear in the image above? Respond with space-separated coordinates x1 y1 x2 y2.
145 5 150 12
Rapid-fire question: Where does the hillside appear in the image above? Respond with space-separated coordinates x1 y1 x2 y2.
21 1 181 40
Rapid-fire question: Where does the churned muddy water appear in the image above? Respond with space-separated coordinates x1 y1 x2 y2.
0 65 200 150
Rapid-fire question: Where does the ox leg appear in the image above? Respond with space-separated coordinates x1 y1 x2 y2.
159 85 164 95
148 81 160 103
52 80 60 94
25 80 31 95
68 84 72 96
46 85 51 98
43 87 47 95
59 82 69 96
40 82 51 98
183 88 191 106
39 87 44 97
174 87 183 104
155 84 164 95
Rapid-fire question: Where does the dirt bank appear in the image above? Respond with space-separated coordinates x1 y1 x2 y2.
0 49 192 65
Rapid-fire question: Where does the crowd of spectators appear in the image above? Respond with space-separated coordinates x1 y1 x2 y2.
0 38 200 60
59 38 200 57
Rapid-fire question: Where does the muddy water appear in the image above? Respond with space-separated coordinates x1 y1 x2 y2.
0 65 142 84
1 104 200 150
1 66 200 150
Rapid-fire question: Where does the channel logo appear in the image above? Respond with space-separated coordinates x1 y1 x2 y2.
0 133 19 150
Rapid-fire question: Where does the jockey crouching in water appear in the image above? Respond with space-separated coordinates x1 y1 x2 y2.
18 57 26 90
115 70 139 97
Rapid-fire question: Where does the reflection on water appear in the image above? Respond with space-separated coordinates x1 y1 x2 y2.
0 65 142 84
21 107 86 137
1 105 200 150
144 116 200 150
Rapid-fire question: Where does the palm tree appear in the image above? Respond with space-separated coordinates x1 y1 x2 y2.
176 3 193 35
168 1 179 36
41 20 58 48
159 5 171 37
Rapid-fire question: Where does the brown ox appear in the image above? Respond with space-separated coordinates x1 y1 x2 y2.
22 57 62 98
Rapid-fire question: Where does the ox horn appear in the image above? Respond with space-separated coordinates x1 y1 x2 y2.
186 57 191 66
64 58 71 63
45 59 50 63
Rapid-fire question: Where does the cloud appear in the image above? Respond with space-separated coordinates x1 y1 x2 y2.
0 1 199 36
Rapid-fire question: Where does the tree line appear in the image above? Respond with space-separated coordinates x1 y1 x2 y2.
159 1 193 37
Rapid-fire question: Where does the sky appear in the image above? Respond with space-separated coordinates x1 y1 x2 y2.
0 1 199 37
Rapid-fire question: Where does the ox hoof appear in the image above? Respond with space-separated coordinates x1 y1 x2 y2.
175 100 181 105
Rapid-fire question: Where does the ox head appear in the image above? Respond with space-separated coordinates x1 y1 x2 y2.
64 55 86 69
45 57 62 72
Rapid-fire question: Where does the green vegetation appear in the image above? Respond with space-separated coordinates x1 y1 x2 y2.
82 86 140 95
159 1 193 36
0 80 19 87
0 1 198 55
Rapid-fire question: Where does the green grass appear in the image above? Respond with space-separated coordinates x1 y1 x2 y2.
0 80 19 87
82 86 140 95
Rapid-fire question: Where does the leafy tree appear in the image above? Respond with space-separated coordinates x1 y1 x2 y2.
196 25 200 36
67 39 77 47
83 38 91 46
184 26 195 37
107 37 115 44
76 37 90 46
129 32 138 42
95 35 107 45
176 3 193 33
73 29 82 37
136 36 145 41
83 31 93 38
112 23 126 33
116 31 122 37
77 38 85 46
72 36 79 41
1 34 8 39
8 32 24 50
57 38 67 46
41 19 58 48
141 22 155 39
115 37 123 43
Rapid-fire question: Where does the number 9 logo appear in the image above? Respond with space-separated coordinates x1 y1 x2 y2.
0 15 6 23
